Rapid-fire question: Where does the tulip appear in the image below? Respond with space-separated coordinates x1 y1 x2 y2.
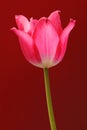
11 10 76 130
11 10 75 68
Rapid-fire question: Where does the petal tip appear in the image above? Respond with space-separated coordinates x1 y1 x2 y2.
15 15 19 20
30 17 33 21
10 27 16 31
10 27 18 35
68 18 76 29
57 10 61 13
70 18 76 24
49 10 61 17
53 10 61 13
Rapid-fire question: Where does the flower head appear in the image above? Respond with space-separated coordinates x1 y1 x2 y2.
11 10 76 68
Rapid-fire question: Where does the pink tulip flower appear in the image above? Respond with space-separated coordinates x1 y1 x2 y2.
11 10 76 68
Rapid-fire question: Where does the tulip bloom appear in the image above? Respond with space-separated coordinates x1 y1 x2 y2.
11 11 76 130
11 10 75 68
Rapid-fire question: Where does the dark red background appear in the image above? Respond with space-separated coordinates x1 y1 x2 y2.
0 0 87 130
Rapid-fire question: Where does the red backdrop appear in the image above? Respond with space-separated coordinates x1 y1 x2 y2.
0 0 87 130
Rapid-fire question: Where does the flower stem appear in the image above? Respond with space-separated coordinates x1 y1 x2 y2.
43 68 57 130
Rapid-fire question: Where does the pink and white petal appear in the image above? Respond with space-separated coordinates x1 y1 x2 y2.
33 18 59 66
29 18 38 35
15 15 30 33
48 10 62 36
11 27 41 66
30 17 38 26
58 19 76 62
53 41 62 64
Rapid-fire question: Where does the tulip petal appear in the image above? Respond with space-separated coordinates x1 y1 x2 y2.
11 28 41 66
15 15 30 33
29 18 38 35
55 19 76 63
48 10 62 36
33 18 59 67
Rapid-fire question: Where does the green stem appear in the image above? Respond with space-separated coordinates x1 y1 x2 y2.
43 68 57 130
